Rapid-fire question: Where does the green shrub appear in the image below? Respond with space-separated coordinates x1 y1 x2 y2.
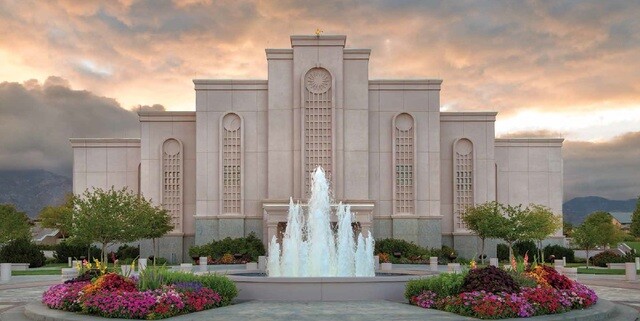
461 266 520 294
0 238 46 267
375 238 431 263
405 272 466 300
54 240 101 263
513 240 537 258
497 244 509 261
148 256 168 265
543 245 575 263
197 232 266 261
157 271 238 305
116 244 139 260
590 250 629 267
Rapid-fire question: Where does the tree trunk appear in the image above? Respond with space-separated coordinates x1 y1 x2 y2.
585 248 590 268
102 243 107 265
153 238 157 264
508 242 514 261
480 236 486 265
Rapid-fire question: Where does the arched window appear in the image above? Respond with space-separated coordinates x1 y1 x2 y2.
453 138 474 230
221 113 243 214
161 138 183 232
393 113 415 215
303 67 333 193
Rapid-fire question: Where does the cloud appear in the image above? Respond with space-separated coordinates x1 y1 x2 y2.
0 77 164 175
563 132 640 200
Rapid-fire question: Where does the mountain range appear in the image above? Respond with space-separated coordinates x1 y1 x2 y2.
0 170 72 218
0 170 637 223
562 196 637 225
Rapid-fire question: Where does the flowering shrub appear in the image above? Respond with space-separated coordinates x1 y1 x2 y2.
42 281 90 312
43 272 233 319
82 273 137 296
410 264 598 319
526 265 573 290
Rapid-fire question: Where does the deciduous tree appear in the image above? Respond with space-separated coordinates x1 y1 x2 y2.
71 187 174 263
38 193 74 239
462 201 504 264
630 196 640 238
0 204 31 244
573 211 623 268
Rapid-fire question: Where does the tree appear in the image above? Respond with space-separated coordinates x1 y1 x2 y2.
494 203 533 260
0 204 31 244
462 201 504 264
525 205 561 261
134 197 174 261
73 187 148 262
630 195 640 238
573 211 623 268
38 193 75 239
563 221 574 238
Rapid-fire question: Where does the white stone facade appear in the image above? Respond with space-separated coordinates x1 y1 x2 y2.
70 35 564 262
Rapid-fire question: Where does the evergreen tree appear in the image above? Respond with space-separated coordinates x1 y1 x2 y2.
630 196 640 238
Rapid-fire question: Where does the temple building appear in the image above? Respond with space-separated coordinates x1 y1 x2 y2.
70 35 564 262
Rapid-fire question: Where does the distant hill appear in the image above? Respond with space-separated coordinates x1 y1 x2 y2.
0 170 71 218
563 196 637 225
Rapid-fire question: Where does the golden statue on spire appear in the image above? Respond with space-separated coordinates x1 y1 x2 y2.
315 28 323 36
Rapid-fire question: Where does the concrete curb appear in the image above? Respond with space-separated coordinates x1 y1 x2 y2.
19 299 639 321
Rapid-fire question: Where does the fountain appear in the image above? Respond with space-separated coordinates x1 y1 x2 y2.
267 167 375 277
225 166 424 301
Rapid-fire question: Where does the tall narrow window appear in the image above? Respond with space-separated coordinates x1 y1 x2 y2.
161 138 183 232
454 138 474 230
221 113 242 214
303 68 333 192
393 113 415 215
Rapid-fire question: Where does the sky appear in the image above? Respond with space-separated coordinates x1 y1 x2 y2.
0 0 639 201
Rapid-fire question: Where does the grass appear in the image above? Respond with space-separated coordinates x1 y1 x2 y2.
625 242 640 252
11 262 67 276
577 267 640 275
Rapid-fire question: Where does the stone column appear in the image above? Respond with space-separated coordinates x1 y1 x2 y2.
635 257 640 270
138 258 148 271
0 263 11 282
489 258 499 267
554 259 564 274
258 256 267 271
199 257 208 272
429 257 438 272
625 262 637 281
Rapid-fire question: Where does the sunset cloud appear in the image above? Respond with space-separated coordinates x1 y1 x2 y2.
0 0 639 199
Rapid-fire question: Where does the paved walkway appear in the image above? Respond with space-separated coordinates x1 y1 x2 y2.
2 267 640 319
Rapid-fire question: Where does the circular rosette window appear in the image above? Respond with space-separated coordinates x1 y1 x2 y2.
305 68 331 94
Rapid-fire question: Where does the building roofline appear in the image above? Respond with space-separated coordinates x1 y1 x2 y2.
69 138 140 148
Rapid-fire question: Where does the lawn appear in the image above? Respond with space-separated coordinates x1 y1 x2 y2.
626 242 640 252
11 263 67 276
577 267 640 275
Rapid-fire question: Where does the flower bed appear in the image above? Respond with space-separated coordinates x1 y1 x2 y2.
407 264 598 319
42 270 236 319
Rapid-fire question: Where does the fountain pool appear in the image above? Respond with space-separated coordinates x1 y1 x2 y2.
223 167 428 301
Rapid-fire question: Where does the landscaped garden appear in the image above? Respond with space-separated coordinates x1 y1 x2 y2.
41 262 237 319
406 262 598 319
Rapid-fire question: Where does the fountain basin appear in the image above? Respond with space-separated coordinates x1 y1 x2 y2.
226 270 425 302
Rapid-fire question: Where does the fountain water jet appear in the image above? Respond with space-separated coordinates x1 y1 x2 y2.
267 167 375 277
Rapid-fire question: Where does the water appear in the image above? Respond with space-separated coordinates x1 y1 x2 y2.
267 167 375 277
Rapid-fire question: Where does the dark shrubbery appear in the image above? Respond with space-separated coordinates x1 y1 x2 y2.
497 243 509 261
405 272 466 300
375 238 429 263
460 266 520 294
374 239 461 264
190 232 266 262
543 245 575 263
54 240 101 263
0 238 46 267
590 250 630 267
116 244 139 260
513 240 537 258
